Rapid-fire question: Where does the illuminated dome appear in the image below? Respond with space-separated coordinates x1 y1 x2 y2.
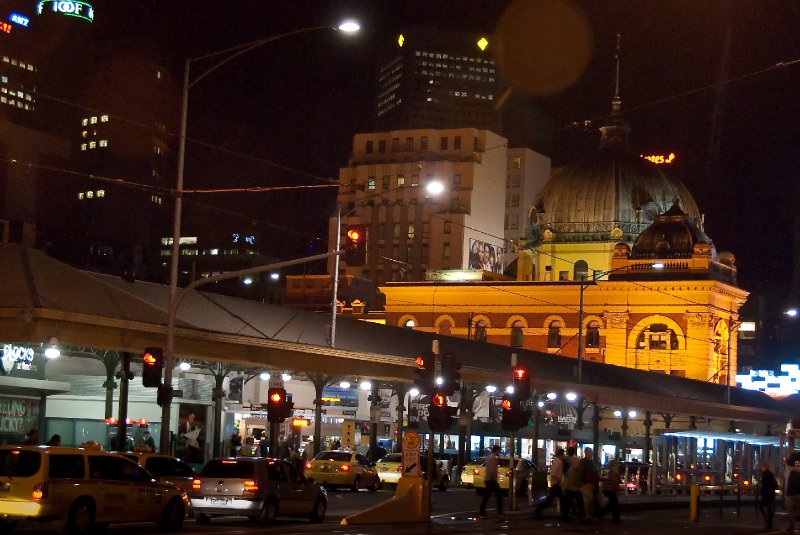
533 107 701 243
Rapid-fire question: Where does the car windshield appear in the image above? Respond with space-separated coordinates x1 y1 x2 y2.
314 452 351 462
199 460 255 478
380 454 402 463
0 450 40 477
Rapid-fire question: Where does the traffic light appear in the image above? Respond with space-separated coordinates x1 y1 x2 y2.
440 353 461 396
413 350 436 395
267 387 293 423
501 392 530 432
156 385 173 407
344 224 367 266
142 347 163 388
512 364 531 400
428 391 457 433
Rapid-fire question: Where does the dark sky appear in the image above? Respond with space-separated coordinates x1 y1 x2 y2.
13 2 800 331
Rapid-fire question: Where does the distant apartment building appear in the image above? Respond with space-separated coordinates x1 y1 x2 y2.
374 27 501 133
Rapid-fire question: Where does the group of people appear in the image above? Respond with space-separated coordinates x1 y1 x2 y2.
532 446 620 524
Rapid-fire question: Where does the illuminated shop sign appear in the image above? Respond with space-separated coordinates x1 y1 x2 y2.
0 22 11 34
641 152 676 165
37 1 94 23
0 344 44 379
10 13 30 27
0 397 38 434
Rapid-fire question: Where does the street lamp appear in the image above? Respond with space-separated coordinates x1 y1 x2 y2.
161 20 360 454
576 263 664 384
329 179 445 347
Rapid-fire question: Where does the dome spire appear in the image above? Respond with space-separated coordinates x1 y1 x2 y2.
599 33 631 151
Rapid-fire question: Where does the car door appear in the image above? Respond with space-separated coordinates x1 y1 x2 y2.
88 455 159 523
266 460 292 514
279 461 315 515
355 454 376 486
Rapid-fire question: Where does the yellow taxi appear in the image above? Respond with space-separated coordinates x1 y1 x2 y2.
116 451 197 495
473 457 536 497
461 456 487 487
375 453 450 491
0 445 188 533
305 450 381 492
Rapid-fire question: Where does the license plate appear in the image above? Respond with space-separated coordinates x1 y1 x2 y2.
205 497 230 505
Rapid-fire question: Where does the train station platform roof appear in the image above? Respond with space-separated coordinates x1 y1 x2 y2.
0 245 791 426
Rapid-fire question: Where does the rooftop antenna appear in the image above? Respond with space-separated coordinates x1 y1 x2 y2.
612 33 622 115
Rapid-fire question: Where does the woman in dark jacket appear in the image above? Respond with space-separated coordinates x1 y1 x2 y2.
759 461 778 531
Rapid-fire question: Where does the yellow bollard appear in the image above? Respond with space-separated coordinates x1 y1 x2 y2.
689 483 700 522
340 476 431 525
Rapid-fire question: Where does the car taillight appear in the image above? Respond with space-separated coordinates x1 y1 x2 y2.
32 482 47 500
704 475 711 482
473 468 479 475
192 479 201 491
243 480 258 493
340 464 351 473
306 462 313 470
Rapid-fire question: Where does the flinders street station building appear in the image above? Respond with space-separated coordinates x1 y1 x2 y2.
380 105 746 389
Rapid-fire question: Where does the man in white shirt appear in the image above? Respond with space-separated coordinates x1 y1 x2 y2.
479 444 503 517
535 447 565 518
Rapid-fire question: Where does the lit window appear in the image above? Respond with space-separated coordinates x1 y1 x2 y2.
81 130 87 138
397 175 405 187
78 193 84 200
86 191 94 199
407 224 415 239
80 143 87 151
81 118 88 126
367 177 376 190
90 116 97 124
96 190 105 198
100 115 109 122
99 140 108 147
89 141 96 149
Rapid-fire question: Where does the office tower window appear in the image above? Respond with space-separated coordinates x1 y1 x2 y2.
397 175 405 187
393 224 401 238
100 115 109 122
86 191 93 199
97 190 105 198
454 136 461 149
382 175 390 188
78 193 84 200
80 143 87 151
441 137 448 150
366 140 373 154
443 242 450 259
367 177 376 190
510 193 519 207
407 224 415 239
411 174 419 186
99 140 108 147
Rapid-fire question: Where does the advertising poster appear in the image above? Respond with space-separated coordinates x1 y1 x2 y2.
176 403 206 465
468 238 504 274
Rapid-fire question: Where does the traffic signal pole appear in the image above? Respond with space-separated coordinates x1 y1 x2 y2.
160 251 341 454
509 430 517 511
427 340 439 506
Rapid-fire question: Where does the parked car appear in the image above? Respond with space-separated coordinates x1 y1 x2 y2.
304 450 381 492
0 445 187 534
473 457 539 497
375 453 450 490
116 451 197 495
189 457 326 524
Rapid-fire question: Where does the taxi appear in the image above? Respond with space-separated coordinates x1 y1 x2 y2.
116 451 197 495
305 450 381 492
0 445 187 533
375 453 450 491
460 456 486 486
473 457 537 497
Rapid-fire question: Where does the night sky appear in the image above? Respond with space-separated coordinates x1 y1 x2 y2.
10 1 800 355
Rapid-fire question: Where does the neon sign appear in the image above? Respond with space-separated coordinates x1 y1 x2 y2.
10 13 30 27
0 22 11 34
641 152 676 165
37 1 94 23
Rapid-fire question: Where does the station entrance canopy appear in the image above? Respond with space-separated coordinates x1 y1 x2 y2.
0 245 791 427
658 429 781 447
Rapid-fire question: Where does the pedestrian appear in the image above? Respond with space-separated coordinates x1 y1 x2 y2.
535 447 565 518
230 433 242 457
45 434 61 446
759 461 778 530
577 447 600 521
562 446 583 522
598 459 621 524
479 444 504 517
141 429 156 452
22 428 39 445
787 449 800 532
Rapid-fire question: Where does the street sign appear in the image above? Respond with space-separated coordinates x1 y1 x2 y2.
268 376 284 389
341 419 356 450
402 431 421 477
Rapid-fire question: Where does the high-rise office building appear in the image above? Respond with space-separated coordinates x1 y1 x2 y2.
374 27 501 133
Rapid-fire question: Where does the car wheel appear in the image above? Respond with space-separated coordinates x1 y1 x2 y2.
158 497 185 531
309 497 326 523
258 498 277 524
194 512 211 524
438 476 449 492
65 498 95 535
350 476 360 493
368 476 381 492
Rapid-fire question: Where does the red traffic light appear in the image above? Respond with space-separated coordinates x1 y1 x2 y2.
415 356 426 369
432 393 446 407
346 228 362 242
501 398 512 410
143 353 157 365
513 367 527 380
270 392 283 403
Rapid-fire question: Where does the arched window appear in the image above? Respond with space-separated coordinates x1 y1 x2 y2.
438 319 452 336
473 320 487 342
585 321 600 348
510 320 524 347
403 318 416 329
547 320 562 348
574 260 589 281
636 323 679 350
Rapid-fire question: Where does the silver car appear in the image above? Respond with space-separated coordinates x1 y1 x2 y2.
189 458 326 524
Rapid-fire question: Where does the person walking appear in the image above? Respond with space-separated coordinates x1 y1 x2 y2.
562 446 583 522
479 444 504 517
598 459 621 524
140 430 156 452
22 428 39 445
759 461 778 531
535 447 565 518
577 447 600 521
786 448 800 532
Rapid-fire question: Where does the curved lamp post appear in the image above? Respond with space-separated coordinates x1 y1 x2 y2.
161 20 360 455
